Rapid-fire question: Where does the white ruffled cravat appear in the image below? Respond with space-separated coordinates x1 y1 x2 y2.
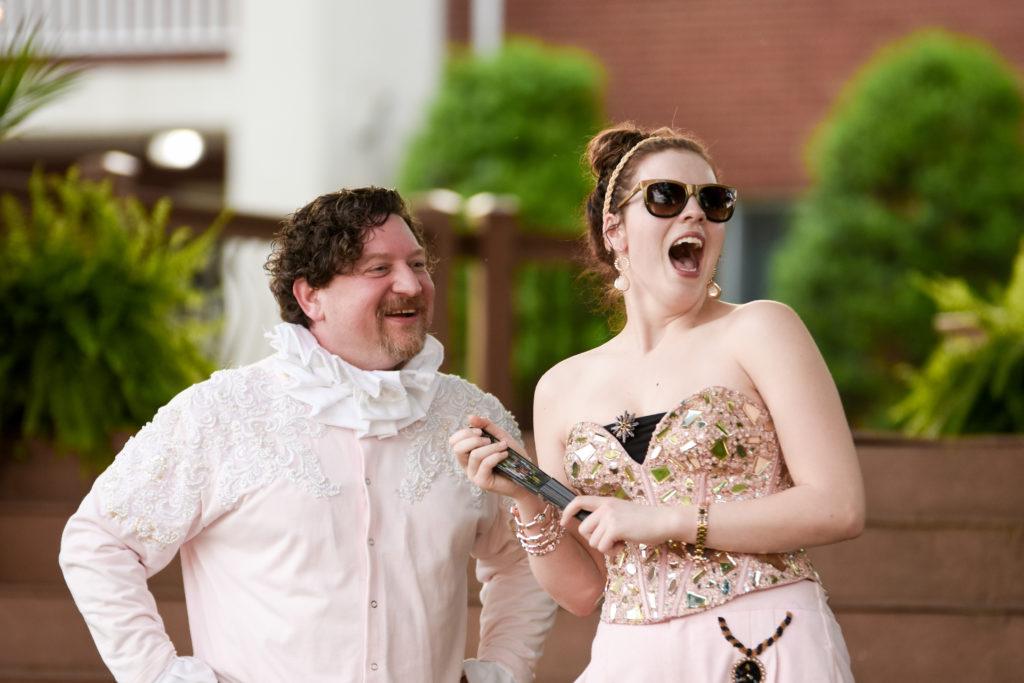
264 322 444 438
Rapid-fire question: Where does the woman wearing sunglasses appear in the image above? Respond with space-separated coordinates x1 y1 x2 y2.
451 123 862 682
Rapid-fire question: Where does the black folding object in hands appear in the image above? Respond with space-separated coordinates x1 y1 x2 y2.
483 431 590 522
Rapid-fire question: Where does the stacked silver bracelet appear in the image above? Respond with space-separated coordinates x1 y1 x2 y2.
510 503 566 556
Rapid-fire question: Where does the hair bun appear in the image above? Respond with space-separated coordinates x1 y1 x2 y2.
586 123 649 180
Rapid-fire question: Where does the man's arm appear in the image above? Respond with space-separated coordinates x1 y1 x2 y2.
465 408 557 683
59 398 218 683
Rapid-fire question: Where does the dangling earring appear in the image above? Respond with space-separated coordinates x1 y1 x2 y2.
613 255 630 292
707 264 722 299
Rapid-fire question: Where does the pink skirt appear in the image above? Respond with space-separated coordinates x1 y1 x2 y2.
576 580 854 682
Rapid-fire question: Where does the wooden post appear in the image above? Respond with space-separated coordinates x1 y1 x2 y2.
413 193 460 372
482 209 517 411
467 195 518 411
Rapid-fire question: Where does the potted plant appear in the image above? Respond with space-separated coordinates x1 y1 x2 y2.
0 22 221 485
0 168 222 480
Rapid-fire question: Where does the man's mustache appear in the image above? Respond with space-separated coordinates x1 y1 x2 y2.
377 296 428 316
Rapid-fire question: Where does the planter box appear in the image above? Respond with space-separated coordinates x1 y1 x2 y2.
0 442 98 504
809 433 1023 682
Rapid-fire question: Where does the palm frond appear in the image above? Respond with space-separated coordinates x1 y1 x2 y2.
0 19 85 141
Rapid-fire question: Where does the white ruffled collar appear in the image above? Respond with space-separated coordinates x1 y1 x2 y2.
264 322 444 439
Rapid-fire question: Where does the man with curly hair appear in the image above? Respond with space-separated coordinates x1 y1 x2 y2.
60 187 556 683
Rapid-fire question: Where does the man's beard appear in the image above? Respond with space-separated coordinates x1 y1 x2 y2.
376 296 431 365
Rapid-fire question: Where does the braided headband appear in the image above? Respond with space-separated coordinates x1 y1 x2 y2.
601 135 664 217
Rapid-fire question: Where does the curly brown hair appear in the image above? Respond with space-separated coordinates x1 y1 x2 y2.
581 122 717 307
266 187 424 326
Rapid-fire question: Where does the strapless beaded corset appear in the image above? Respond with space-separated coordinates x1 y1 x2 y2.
564 386 820 625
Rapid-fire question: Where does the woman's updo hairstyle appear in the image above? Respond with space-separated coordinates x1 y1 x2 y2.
582 123 715 287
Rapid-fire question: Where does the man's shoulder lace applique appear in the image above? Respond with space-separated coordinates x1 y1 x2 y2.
97 364 340 549
397 374 521 505
97 396 206 549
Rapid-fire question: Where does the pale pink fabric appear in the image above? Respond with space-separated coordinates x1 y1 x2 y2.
59 341 556 683
577 580 854 682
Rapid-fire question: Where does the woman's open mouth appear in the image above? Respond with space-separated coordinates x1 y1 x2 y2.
668 235 704 275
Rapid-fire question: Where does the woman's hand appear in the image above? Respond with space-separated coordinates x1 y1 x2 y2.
449 415 530 500
561 496 685 555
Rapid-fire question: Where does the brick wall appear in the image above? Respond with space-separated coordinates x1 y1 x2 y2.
449 0 1024 198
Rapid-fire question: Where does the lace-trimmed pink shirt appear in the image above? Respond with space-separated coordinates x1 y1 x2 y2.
60 333 555 683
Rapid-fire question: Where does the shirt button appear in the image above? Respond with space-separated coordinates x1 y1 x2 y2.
370 600 378 608
365 477 371 486
370 663 379 671
368 538 375 546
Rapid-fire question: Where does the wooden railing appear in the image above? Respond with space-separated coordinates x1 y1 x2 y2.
0 172 577 418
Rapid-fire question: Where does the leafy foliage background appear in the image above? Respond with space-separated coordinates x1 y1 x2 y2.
0 21 83 142
401 40 604 231
401 40 612 410
891 239 1024 435
0 170 221 469
770 30 1024 426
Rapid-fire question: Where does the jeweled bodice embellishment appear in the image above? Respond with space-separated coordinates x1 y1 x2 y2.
609 411 639 441
564 386 820 624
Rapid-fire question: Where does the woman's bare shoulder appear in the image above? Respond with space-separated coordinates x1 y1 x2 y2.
720 299 808 345
727 299 801 325
533 341 619 444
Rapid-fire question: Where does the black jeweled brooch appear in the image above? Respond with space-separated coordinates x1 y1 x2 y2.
610 411 639 441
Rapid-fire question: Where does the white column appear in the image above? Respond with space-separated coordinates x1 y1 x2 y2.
217 236 282 367
471 0 504 55
226 0 446 216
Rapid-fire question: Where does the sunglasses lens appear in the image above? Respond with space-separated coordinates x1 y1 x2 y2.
699 185 737 222
644 181 687 217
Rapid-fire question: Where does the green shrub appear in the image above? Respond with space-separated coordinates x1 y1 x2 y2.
891 239 1024 435
401 39 604 233
0 169 221 469
769 30 1024 426
401 40 610 408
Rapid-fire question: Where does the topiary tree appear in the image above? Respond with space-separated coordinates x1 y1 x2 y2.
770 30 1024 426
401 40 610 408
